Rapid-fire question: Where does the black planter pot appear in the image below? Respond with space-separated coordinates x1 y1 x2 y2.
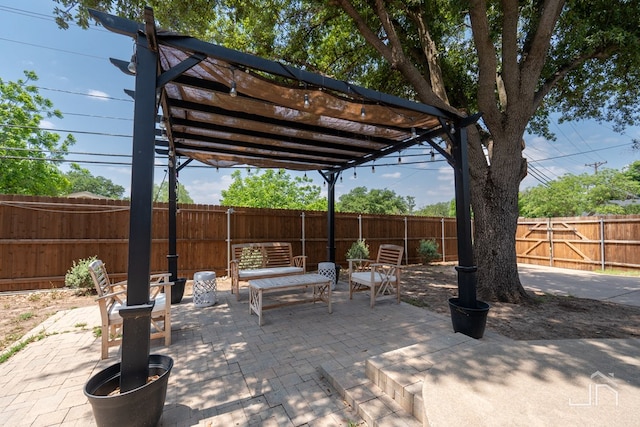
171 278 187 304
334 265 341 284
84 354 173 427
448 298 490 339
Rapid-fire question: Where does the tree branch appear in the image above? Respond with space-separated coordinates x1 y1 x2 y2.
500 0 519 103
469 0 501 134
406 7 449 104
533 48 612 112
334 0 453 111
520 0 566 95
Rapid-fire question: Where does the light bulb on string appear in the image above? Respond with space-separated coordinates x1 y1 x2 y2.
304 93 310 108
353 168 357 179
371 164 375 173
430 149 435 161
360 105 366 118
229 80 237 97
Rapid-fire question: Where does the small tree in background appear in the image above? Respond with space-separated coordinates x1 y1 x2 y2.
417 239 440 265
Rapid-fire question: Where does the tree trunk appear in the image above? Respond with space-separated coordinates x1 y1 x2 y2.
468 128 531 303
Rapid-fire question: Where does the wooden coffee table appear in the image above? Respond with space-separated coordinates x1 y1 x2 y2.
248 273 332 325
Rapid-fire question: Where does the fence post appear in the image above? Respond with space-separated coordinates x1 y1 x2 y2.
404 217 408 265
226 208 234 277
441 218 446 262
301 211 306 257
600 217 605 270
358 215 362 241
548 217 554 267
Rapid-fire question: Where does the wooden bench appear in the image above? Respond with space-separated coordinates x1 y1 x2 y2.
248 274 332 326
230 242 306 300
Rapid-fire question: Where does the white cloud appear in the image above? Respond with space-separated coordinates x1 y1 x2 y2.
437 166 454 182
382 172 401 179
40 119 55 129
183 174 233 204
87 89 110 101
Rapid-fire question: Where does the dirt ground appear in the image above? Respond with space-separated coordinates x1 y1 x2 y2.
2 264 640 353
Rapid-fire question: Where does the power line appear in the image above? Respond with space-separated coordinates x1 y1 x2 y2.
527 142 632 163
0 37 106 60
0 5 56 21
0 124 132 138
0 4 109 32
36 86 133 103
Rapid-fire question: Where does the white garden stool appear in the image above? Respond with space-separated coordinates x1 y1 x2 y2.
317 262 337 291
193 271 217 307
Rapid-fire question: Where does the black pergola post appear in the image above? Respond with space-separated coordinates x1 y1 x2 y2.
325 172 338 262
451 123 477 308
118 33 157 392
167 148 178 281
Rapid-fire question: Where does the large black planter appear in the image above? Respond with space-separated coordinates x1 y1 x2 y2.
448 298 490 339
171 278 186 304
84 354 173 427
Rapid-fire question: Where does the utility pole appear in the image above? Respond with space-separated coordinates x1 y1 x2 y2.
585 161 607 174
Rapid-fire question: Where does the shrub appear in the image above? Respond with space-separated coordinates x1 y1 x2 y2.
346 239 370 260
65 256 97 292
417 239 440 264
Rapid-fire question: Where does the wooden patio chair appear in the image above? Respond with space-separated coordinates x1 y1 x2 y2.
348 244 404 308
88 259 173 359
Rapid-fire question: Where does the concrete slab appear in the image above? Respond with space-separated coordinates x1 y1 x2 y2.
518 264 640 306
422 338 640 426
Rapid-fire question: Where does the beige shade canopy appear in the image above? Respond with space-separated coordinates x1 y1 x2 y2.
147 29 459 173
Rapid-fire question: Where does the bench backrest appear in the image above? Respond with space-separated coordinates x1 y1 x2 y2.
232 242 294 269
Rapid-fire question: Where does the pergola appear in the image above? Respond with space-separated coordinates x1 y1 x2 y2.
90 7 481 391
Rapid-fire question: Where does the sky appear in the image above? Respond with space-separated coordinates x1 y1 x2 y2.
1 1 639 209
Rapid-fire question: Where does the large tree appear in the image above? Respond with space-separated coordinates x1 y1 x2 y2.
519 168 640 217
64 163 126 199
337 186 415 214
220 169 326 210
55 1 640 303
152 181 194 204
0 71 75 196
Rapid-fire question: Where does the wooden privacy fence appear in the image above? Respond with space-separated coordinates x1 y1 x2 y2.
0 195 458 291
516 215 640 271
4 196 639 292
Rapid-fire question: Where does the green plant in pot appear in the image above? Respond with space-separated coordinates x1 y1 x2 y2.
417 239 440 265
346 239 370 270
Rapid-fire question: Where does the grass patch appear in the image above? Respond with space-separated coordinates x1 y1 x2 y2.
595 268 640 277
0 331 47 364
18 312 34 321
27 293 41 302
93 326 102 338
75 322 87 328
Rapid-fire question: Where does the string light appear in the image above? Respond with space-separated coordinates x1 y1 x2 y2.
398 152 402 163
371 164 375 173
360 105 366 118
304 93 310 108
430 149 435 161
127 43 136 74
411 127 417 138
229 80 237 97
340 175 343 183
353 168 357 179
